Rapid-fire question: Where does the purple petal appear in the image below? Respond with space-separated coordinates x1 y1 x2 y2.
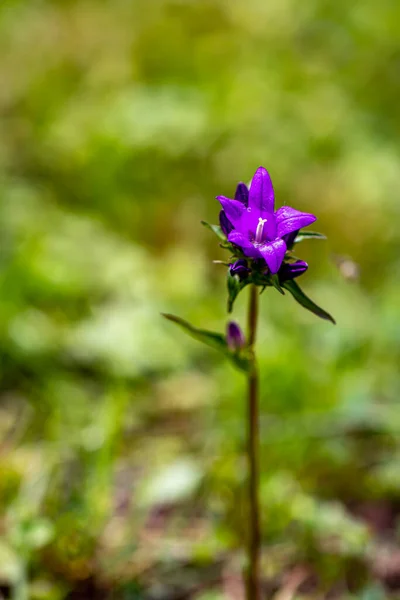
275 206 316 238
282 229 299 249
227 231 260 258
219 210 233 235
258 238 287 274
248 167 275 216
279 260 308 281
217 196 246 229
234 182 249 205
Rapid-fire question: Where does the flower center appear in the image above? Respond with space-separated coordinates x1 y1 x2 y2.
255 218 268 243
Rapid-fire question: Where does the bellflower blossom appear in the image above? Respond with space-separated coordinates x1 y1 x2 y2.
218 167 316 274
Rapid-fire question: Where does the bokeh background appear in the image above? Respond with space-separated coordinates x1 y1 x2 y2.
1 1 400 598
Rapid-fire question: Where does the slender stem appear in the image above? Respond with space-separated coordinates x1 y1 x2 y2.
246 284 261 600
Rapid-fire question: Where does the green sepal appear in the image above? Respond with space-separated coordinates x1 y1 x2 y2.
227 272 250 313
284 252 301 261
161 313 252 372
201 221 226 242
282 280 335 324
294 231 327 244
269 274 285 295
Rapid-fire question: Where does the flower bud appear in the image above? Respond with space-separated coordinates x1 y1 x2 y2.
279 260 308 281
229 259 250 280
226 321 246 351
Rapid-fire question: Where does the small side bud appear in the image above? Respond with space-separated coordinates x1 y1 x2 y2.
229 259 250 280
226 321 246 351
279 260 308 282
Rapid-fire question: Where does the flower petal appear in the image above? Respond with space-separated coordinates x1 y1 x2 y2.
219 210 233 235
275 207 316 238
258 239 287 274
227 231 260 258
248 167 275 216
282 229 299 249
234 182 249 205
217 196 246 228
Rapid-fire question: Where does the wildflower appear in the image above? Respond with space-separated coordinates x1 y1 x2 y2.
217 167 316 274
226 321 246 351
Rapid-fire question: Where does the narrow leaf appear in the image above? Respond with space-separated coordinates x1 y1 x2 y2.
282 280 336 324
162 313 226 351
161 313 252 373
294 231 327 243
201 220 226 242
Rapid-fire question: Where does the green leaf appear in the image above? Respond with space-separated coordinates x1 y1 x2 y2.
162 313 227 351
282 280 336 324
227 272 240 313
161 313 252 372
294 231 327 243
201 220 226 242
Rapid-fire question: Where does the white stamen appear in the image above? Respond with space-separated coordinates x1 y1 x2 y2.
255 218 268 243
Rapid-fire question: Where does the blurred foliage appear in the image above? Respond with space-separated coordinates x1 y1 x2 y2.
0 0 400 598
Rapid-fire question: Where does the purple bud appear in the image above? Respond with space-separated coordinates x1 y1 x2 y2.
229 259 250 280
219 210 234 236
279 260 308 281
226 321 246 351
234 182 249 206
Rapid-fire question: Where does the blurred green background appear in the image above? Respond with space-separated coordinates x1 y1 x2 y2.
1 0 400 598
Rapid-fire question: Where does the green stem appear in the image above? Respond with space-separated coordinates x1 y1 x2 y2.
246 285 261 599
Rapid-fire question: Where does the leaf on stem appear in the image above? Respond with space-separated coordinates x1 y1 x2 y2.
294 231 327 244
201 220 226 242
282 280 336 324
161 313 252 372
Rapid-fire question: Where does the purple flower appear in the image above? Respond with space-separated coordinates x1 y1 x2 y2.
229 259 250 280
217 167 316 274
226 321 246 351
279 260 308 281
